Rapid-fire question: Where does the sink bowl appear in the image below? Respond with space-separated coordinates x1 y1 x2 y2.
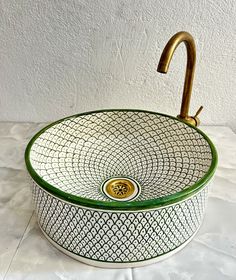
25 109 217 268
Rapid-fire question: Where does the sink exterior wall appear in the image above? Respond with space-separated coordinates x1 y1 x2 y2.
32 180 208 267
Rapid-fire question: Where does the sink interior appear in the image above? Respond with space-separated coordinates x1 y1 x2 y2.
28 110 213 202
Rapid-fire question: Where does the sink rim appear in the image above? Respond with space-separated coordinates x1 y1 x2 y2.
25 109 218 211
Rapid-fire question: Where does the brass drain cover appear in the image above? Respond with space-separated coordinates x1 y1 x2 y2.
102 177 140 201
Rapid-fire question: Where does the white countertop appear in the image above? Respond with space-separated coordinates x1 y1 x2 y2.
0 123 236 280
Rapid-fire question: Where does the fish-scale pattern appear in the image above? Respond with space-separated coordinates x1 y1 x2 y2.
33 182 208 263
29 110 212 201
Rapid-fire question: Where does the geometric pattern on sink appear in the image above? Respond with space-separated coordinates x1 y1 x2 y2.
26 109 217 267
32 181 208 266
29 110 212 202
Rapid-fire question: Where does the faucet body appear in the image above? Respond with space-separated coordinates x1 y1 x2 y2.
157 31 202 126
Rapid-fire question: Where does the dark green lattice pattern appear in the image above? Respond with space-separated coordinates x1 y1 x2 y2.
29 111 212 202
33 183 208 263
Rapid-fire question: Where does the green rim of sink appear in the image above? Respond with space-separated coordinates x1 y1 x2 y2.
25 109 218 211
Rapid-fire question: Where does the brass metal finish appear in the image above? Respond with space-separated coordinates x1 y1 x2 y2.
105 179 135 199
157 31 203 127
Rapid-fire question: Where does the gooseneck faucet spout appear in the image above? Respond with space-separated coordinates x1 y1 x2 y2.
157 31 203 126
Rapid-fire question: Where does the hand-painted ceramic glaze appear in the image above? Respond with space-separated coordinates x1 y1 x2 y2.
25 109 217 268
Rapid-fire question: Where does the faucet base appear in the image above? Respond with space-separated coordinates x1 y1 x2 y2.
177 115 200 127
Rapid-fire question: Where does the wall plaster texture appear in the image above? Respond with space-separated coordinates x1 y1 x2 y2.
0 0 235 130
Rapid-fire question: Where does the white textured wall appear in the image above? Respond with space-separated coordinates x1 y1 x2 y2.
0 0 236 130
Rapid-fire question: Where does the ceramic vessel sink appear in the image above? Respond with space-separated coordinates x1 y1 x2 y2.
25 109 217 268
25 31 218 268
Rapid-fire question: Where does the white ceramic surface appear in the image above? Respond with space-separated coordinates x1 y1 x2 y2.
0 123 236 279
25 111 216 267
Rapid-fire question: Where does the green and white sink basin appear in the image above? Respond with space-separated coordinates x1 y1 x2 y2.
25 109 217 268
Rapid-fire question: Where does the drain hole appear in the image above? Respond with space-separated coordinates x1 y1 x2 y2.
112 183 129 196
101 177 140 202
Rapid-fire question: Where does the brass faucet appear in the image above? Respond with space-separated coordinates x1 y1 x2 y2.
157 31 203 126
